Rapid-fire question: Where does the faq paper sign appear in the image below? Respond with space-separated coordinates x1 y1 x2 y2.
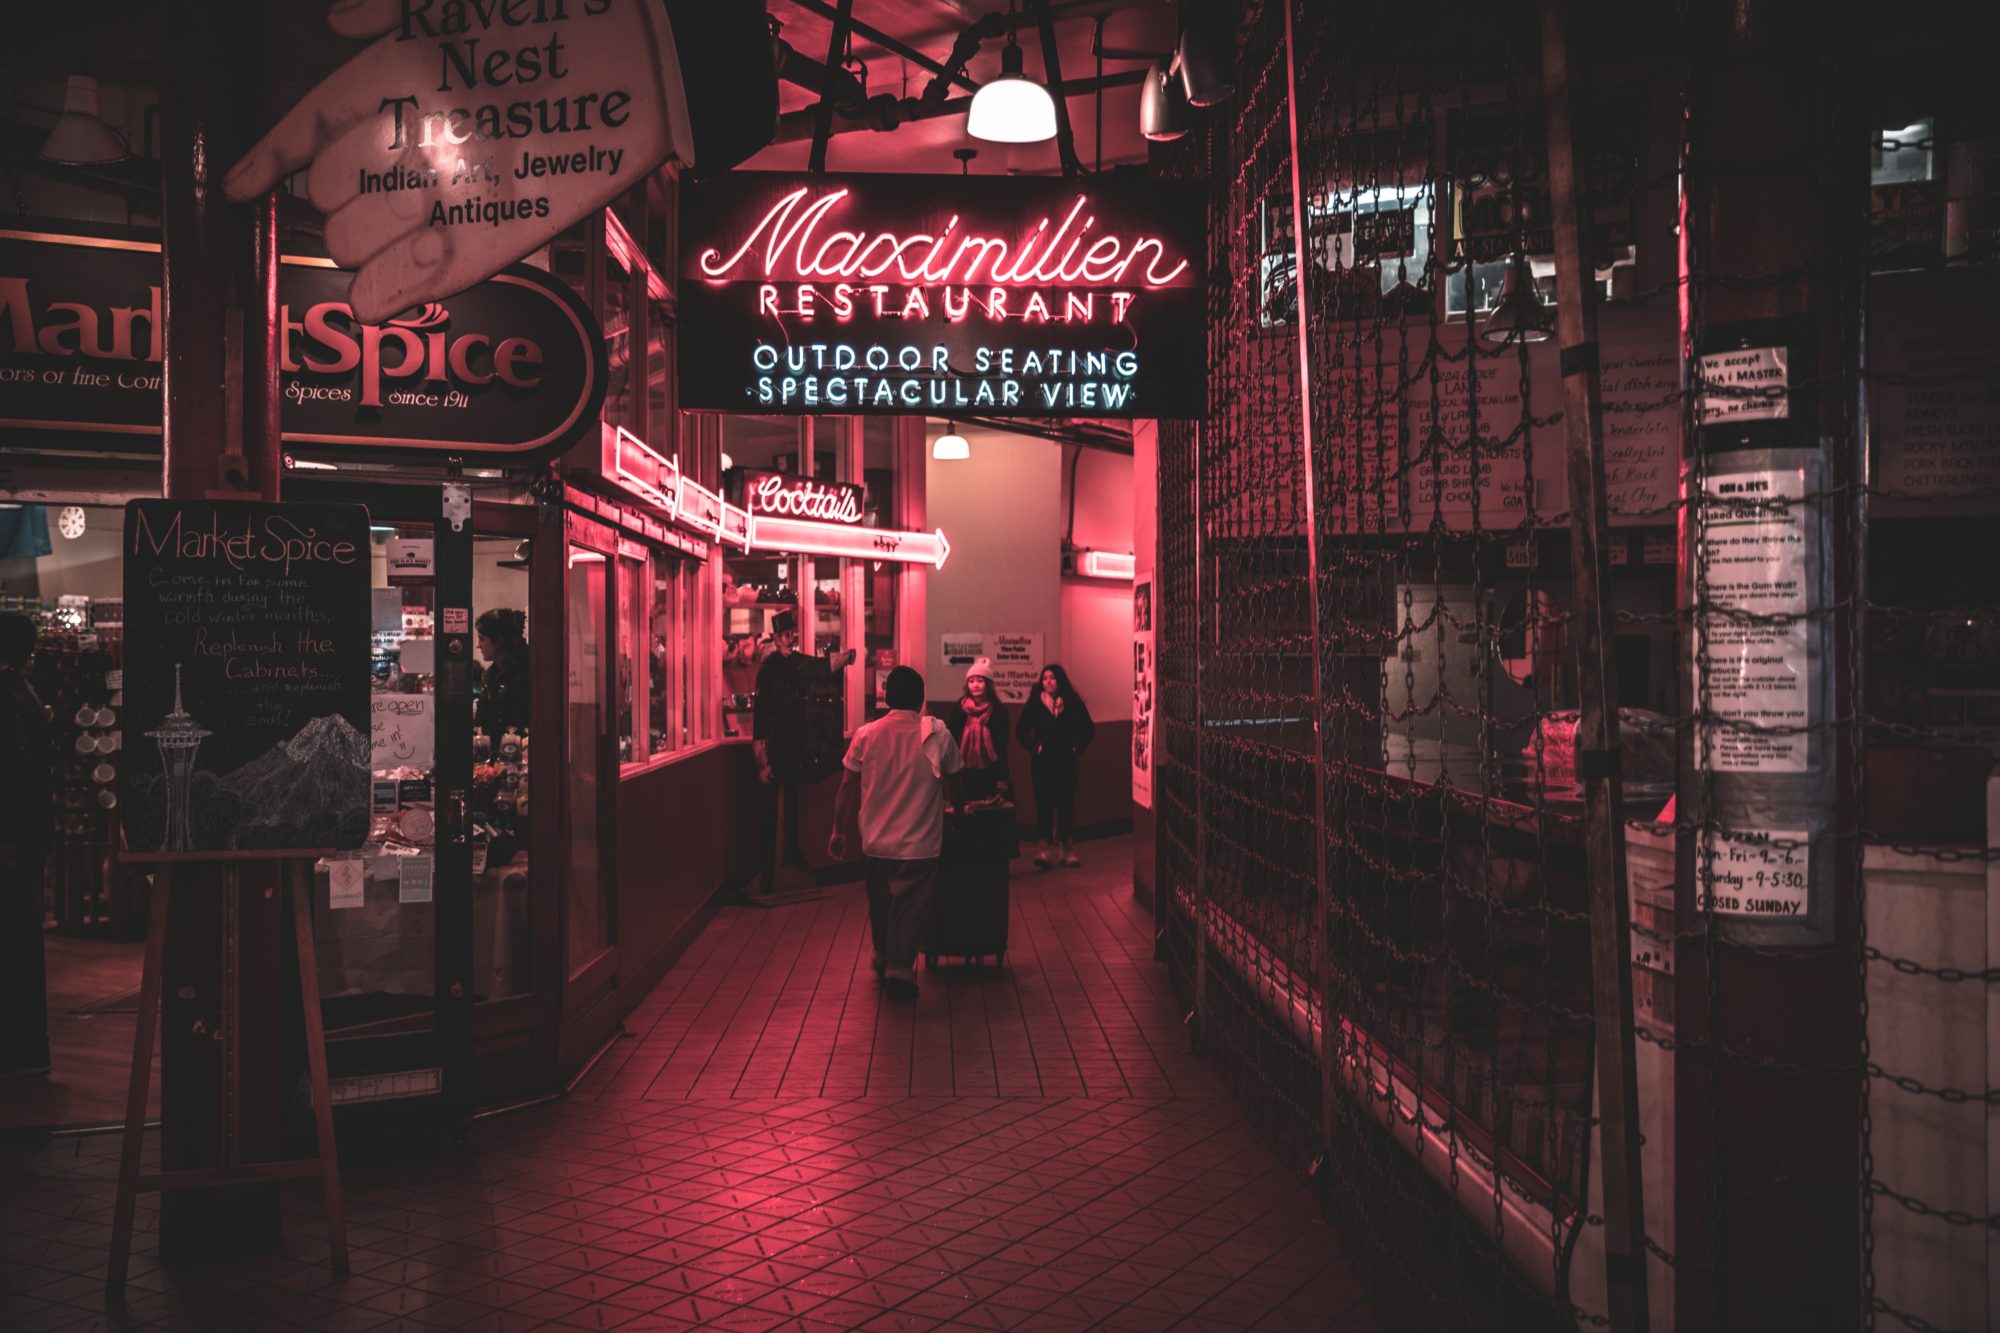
679 172 1206 418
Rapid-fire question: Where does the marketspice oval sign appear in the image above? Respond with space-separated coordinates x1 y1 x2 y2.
0 225 605 465
679 172 1207 419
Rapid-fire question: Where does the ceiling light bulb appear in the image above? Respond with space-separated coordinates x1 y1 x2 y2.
967 43 1057 144
933 428 970 460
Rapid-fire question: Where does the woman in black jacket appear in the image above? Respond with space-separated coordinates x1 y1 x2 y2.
1015 663 1095 869
944 657 1012 803
474 607 532 743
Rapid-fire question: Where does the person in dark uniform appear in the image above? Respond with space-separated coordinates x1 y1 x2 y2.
475 607 531 742
0 612 54 1078
753 609 855 896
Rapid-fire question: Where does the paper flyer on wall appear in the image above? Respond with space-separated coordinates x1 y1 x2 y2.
1698 827 1810 918
1694 467 1811 773
1133 575 1155 810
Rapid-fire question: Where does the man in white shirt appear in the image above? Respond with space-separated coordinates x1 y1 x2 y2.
829 667 963 1000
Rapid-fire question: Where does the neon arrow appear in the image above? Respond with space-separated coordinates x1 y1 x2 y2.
749 515 952 569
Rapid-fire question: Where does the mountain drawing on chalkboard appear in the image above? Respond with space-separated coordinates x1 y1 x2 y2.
222 713 370 850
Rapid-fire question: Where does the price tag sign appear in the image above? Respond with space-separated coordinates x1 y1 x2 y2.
1698 827 1809 918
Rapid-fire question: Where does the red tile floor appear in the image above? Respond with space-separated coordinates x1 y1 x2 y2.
1 837 1376 1331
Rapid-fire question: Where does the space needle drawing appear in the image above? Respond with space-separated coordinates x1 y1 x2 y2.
147 664 210 851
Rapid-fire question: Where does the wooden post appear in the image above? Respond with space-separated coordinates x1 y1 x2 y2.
106 867 171 1300
1280 0 1336 1197
289 864 349 1275
158 0 285 1263
1674 1 1865 1326
1538 2 1649 1328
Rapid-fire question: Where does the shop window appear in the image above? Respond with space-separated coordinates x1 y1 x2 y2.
649 550 673 755
601 241 635 431
1871 117 1942 270
471 535 533 1001
565 543 611 970
617 552 643 766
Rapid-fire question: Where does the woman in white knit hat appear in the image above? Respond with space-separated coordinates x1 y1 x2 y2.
943 657 1013 804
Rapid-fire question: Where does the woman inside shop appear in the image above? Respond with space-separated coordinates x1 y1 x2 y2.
474 608 531 742
1017 663 1095 870
944 657 1012 804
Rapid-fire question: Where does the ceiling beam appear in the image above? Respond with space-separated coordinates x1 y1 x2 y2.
781 0 982 94
1028 0 1084 177
767 67 1146 144
808 0 854 171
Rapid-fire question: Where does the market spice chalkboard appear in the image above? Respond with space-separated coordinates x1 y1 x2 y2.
122 500 371 854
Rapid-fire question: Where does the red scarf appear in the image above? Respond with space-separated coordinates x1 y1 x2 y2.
959 696 999 767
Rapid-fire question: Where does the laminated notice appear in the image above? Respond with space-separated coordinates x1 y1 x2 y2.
1698 827 1810 918
1696 469 1810 773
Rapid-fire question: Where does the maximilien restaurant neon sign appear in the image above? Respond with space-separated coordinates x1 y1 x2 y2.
679 172 1205 419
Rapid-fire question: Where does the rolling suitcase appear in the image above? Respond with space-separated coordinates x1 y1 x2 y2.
927 804 1014 968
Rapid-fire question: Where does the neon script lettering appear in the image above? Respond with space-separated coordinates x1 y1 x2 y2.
699 189 1192 289
749 474 864 524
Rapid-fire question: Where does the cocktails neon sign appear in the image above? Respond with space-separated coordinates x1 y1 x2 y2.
743 471 865 525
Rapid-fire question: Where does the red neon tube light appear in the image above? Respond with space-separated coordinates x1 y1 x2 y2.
750 515 951 569
719 500 752 552
676 476 724 539
608 426 680 515
1076 550 1135 580
697 187 1193 289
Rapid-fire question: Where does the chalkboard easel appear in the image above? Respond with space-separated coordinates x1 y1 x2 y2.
106 852 349 1302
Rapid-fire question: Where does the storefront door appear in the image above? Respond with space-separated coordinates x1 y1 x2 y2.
294 483 475 1137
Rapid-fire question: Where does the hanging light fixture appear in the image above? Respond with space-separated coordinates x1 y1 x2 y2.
933 423 970 460
40 75 129 165
1177 2 1236 107
1139 57 1190 142
967 4 1056 144
1480 252 1554 345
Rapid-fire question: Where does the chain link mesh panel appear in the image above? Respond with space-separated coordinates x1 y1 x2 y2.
1156 2 1998 1330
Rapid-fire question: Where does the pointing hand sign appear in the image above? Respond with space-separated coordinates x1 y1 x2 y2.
225 0 695 325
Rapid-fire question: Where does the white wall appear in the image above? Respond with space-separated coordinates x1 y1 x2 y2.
1060 446 1136 721
0 506 126 603
925 424 1064 702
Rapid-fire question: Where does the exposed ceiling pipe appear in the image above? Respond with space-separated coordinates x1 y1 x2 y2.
770 35 870 115
1028 0 1084 175
769 0 1154 148
807 0 854 171
768 68 1145 144
781 0 981 94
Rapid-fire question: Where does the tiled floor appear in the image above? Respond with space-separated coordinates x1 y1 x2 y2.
4 933 156 1134
1 838 1376 1331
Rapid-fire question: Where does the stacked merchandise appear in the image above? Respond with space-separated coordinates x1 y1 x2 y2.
24 598 135 938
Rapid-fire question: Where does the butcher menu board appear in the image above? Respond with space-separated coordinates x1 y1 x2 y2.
122 500 372 854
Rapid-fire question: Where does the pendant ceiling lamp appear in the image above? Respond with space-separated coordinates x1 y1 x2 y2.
1139 57 1190 142
967 6 1056 144
1177 3 1237 107
40 75 129 165
933 423 971 460
1480 252 1554 345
